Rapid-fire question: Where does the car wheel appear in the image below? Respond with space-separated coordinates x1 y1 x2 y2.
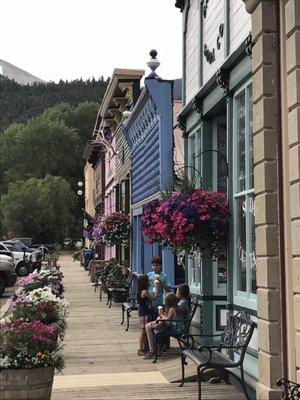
15 261 30 277
0 276 5 297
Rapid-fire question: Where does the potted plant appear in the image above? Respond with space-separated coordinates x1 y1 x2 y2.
0 264 67 400
0 319 63 400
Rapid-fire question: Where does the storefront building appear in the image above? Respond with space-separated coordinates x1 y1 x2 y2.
176 0 300 398
83 69 144 262
243 0 300 398
124 55 182 283
175 0 257 394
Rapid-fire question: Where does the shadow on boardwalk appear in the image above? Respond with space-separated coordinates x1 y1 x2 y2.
52 253 245 400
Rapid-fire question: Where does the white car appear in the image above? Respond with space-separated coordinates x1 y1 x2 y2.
0 254 14 264
0 242 31 276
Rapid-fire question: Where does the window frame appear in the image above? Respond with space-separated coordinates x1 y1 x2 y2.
186 128 202 294
232 80 256 309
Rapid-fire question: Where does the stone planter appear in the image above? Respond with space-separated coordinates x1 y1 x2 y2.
0 366 55 400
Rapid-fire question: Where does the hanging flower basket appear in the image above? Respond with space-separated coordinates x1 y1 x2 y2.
91 223 104 244
100 212 131 247
141 189 229 257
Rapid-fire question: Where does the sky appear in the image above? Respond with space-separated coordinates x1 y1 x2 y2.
1 0 182 83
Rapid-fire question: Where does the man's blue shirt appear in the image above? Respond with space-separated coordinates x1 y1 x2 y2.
147 271 170 307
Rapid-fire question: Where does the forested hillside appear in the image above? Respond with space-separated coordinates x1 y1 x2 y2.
0 75 108 132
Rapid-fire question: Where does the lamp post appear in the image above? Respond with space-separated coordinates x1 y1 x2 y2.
77 181 84 196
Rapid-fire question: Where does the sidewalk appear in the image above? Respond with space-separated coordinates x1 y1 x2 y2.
52 254 244 400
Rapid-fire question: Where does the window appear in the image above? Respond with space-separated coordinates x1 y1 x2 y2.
187 252 201 294
187 129 202 294
233 82 256 306
188 130 201 187
212 119 227 292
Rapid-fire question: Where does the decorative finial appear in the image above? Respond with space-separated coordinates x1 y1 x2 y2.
146 49 160 79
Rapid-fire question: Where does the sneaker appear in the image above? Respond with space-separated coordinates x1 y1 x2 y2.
143 352 155 359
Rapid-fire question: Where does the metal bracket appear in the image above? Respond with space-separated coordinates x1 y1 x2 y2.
245 32 253 58
216 68 229 95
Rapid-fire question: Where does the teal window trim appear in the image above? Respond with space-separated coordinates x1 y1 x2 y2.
188 127 202 188
232 79 256 310
187 252 202 295
187 126 202 295
212 118 227 296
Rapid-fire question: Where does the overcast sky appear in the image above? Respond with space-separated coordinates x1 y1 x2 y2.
1 0 182 83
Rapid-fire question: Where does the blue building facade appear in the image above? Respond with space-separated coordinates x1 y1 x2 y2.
124 77 175 282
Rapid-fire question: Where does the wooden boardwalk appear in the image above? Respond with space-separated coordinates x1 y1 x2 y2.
52 254 245 400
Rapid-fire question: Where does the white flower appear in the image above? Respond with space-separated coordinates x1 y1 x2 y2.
0 356 12 368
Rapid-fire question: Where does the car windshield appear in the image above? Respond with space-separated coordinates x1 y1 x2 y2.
4 243 24 252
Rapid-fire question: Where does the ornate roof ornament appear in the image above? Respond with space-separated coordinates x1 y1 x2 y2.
175 0 185 12
146 50 160 79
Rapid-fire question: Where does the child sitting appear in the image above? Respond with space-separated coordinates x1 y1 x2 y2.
176 283 190 318
144 292 184 359
137 275 158 356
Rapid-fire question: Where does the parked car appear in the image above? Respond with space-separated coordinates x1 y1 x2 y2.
13 237 33 247
0 259 17 297
0 252 14 262
2 240 36 253
0 242 31 276
30 243 57 253
74 238 83 250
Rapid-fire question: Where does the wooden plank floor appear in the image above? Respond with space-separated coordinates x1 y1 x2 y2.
52 254 245 400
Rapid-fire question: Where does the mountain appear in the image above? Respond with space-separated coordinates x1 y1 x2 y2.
0 59 45 85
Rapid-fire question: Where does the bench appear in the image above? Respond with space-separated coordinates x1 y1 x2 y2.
152 298 199 363
107 272 134 308
179 311 255 400
120 273 138 331
92 262 106 302
277 378 300 399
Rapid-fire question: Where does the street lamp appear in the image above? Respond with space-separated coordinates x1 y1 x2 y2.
77 181 84 196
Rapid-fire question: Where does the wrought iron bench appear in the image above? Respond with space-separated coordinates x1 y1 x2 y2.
107 272 134 308
277 378 300 399
92 265 106 302
152 298 199 363
179 311 255 400
120 273 138 331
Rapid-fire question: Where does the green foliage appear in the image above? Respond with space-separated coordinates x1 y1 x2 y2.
0 101 98 192
0 75 107 132
0 76 104 241
1 175 77 243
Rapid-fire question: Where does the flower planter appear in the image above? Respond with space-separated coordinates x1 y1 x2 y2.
0 366 54 400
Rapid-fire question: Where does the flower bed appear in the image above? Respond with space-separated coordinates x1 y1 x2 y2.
141 189 229 257
0 320 63 370
18 267 64 298
0 264 67 372
7 287 68 338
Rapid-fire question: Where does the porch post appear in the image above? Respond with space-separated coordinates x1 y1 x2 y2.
243 1 283 399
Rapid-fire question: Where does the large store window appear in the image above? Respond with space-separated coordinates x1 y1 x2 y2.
233 81 256 307
187 130 201 293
